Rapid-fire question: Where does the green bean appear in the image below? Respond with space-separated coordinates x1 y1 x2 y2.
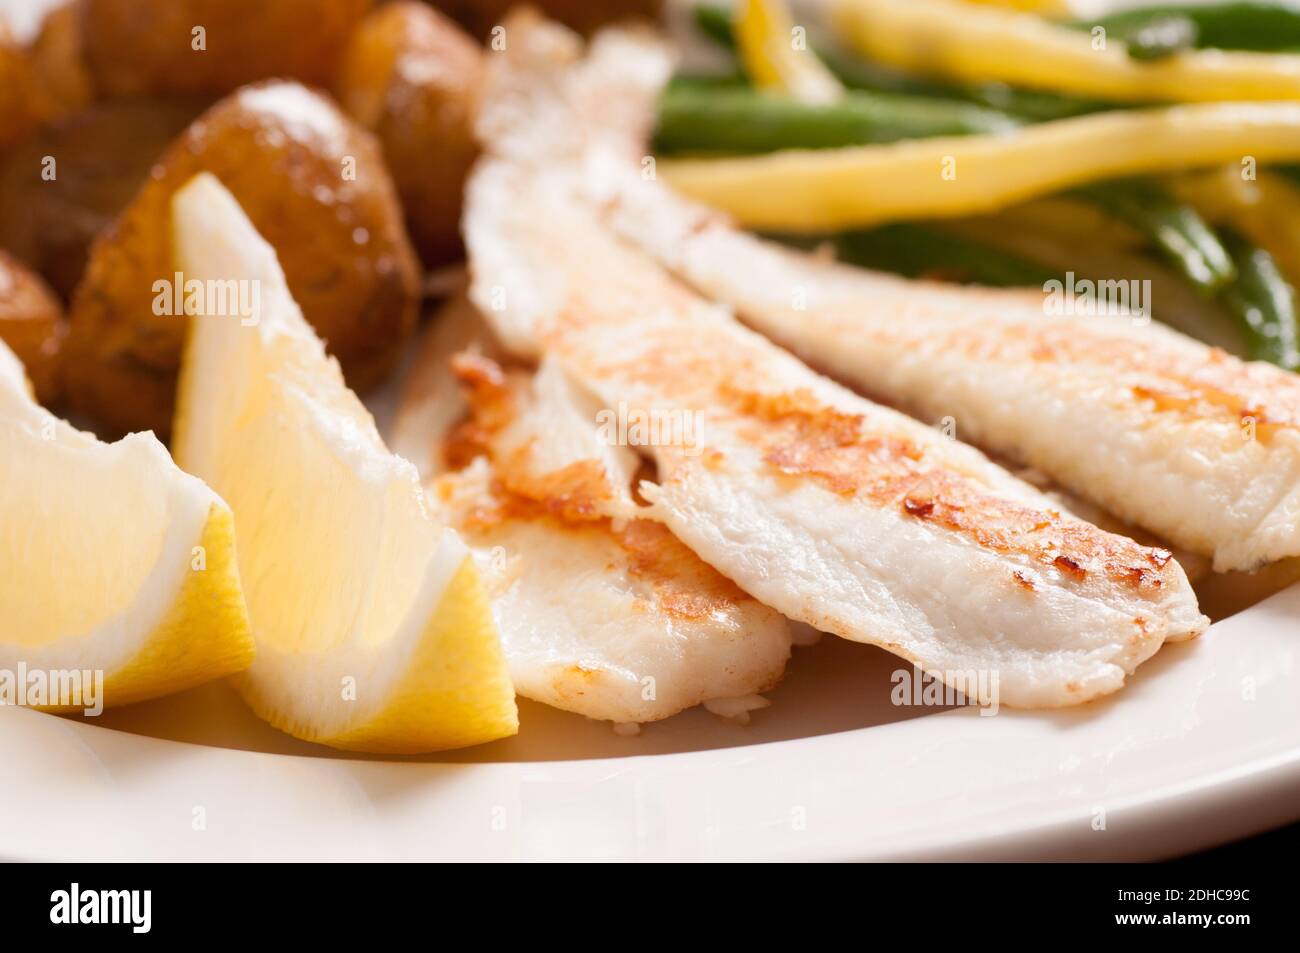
693 2 736 48
1065 12 1200 59
1218 229 1300 368
1070 2 1300 54
660 73 1227 300
1074 180 1237 295
1119 15 1201 60
818 46 1110 120
948 82 1112 123
654 85 1021 154
691 2 1109 121
685 2 1281 354
831 224 1060 288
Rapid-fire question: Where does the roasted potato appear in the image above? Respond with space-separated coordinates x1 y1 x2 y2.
0 22 42 150
432 0 662 38
64 81 421 437
0 98 206 299
338 2 482 267
0 4 97 149
0 250 66 403
26 1 95 124
78 0 373 98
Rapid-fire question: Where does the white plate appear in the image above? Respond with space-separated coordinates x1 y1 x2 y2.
3 0 1297 865
2 580 1297 861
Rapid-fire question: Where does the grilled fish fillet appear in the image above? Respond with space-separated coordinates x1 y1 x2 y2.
391 297 793 724
565 28 1300 575
463 13 1207 709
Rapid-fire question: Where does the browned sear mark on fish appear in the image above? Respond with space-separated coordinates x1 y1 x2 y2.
442 352 750 622
550 663 601 702
1131 384 1283 442
1012 570 1037 591
867 318 1300 433
450 351 513 429
903 497 935 517
723 385 869 446
721 384 924 496
496 455 613 523
1053 554 1087 580
454 482 747 622
446 351 615 521
617 519 750 621
443 351 516 469
720 383 1175 591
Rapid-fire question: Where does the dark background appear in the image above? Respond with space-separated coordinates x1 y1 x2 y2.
1174 817 1300 862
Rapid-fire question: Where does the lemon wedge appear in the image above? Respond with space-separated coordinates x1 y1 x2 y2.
170 173 517 753
0 338 254 710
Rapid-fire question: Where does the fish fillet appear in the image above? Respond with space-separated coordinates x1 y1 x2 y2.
464 13 1207 709
563 26 1300 575
391 297 792 724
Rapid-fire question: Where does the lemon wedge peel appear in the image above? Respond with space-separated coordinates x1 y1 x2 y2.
170 172 517 753
0 341 255 711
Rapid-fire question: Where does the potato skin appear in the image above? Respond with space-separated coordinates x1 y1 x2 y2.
338 2 483 268
0 99 206 299
0 250 66 404
78 0 373 97
0 23 42 150
64 82 421 437
0 4 96 154
27 2 95 125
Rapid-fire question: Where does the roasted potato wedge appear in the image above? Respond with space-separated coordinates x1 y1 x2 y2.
338 2 482 267
0 98 206 299
78 0 373 97
64 81 421 436
0 250 66 403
